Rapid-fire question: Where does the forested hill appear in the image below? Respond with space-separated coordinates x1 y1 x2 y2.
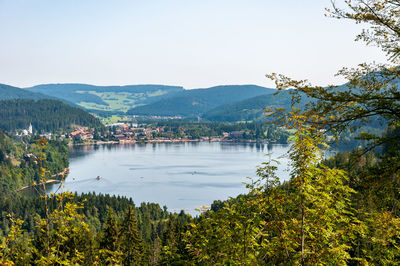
25 83 184 113
0 99 104 132
127 85 276 117
202 90 293 122
202 90 312 122
0 83 79 107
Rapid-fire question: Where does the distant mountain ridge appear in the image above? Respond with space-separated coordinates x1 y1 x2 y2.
27 83 184 93
2 73 395 123
25 83 185 113
0 83 78 107
127 85 277 117
0 82 303 122
0 83 56 101
1 83 284 120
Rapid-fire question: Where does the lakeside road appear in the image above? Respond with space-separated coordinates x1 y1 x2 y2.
16 168 68 192
16 179 60 192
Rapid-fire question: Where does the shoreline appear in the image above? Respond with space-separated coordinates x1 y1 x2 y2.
16 179 61 192
69 138 278 146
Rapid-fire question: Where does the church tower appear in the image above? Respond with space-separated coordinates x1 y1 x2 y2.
28 123 33 135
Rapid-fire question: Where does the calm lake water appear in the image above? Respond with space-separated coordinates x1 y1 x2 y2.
50 142 290 215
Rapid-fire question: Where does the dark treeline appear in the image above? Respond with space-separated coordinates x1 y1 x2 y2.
0 99 104 133
148 121 291 142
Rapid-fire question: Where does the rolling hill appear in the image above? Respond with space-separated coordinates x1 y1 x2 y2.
127 85 276 117
25 84 184 113
0 83 80 108
202 89 314 122
0 83 55 101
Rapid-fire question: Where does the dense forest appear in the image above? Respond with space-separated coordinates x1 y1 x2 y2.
0 99 104 133
202 90 294 122
0 192 192 265
1 0 400 265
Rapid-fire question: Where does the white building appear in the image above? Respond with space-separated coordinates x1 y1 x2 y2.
28 123 33 135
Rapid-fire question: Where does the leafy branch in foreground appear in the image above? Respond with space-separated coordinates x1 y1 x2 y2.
327 0 400 63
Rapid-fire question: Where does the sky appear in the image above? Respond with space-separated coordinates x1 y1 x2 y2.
0 0 387 89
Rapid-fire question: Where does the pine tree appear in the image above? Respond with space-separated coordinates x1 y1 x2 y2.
120 206 144 265
98 207 123 264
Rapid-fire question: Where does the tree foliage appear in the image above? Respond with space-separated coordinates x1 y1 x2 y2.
328 0 400 62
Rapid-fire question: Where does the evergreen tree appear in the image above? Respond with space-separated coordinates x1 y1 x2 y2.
98 208 123 264
120 206 144 265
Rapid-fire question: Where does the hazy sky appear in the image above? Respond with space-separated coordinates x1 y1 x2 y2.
0 0 387 89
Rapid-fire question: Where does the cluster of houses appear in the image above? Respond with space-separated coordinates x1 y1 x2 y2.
15 121 249 143
16 123 53 140
106 123 167 141
15 122 174 143
69 127 94 141
105 123 247 142
223 131 245 139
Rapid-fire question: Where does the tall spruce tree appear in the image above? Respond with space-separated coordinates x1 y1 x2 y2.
120 206 144 265
98 207 123 264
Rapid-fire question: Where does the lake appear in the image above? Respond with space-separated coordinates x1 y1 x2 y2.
50 142 290 215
